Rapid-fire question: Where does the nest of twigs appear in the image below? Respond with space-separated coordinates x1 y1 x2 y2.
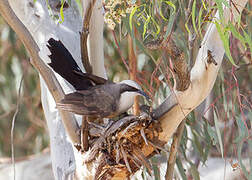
80 107 164 179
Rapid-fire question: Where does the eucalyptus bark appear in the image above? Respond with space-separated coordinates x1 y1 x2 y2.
0 0 248 179
0 0 105 179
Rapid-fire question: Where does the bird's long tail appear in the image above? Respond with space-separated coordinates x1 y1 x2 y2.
47 38 93 90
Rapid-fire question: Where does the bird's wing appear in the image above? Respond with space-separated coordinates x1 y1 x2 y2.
47 38 93 90
56 88 117 117
73 71 108 85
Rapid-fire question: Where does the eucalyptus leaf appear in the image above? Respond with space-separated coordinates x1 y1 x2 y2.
192 0 198 35
213 110 224 158
189 164 200 180
176 158 187 180
215 21 238 67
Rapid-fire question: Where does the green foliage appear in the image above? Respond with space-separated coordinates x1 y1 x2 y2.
0 0 251 179
59 0 65 23
191 0 198 35
129 0 175 41
213 109 224 158
109 1 251 178
176 158 187 180
213 0 230 22
45 0 75 23
215 21 238 67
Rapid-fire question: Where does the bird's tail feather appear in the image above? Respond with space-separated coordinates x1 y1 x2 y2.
47 38 93 90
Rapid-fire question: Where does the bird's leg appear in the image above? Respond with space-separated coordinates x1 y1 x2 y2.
81 116 89 151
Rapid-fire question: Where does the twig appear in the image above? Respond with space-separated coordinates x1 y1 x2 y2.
112 30 129 72
121 121 138 136
128 34 140 115
0 106 16 119
81 116 89 151
0 0 80 144
115 142 120 164
80 0 97 73
147 139 169 153
132 147 153 175
165 120 186 180
94 153 106 180
11 76 23 180
83 116 136 163
140 128 148 145
185 0 193 19
185 0 196 68
120 144 132 173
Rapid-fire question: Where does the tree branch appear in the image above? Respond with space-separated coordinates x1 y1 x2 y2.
165 120 186 180
1 0 248 179
128 34 140 115
0 0 80 144
104 0 248 178
82 0 106 78
155 0 248 143
80 0 97 74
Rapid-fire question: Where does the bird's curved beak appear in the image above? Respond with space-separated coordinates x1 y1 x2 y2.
137 90 151 102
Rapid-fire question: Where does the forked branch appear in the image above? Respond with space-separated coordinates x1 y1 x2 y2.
88 0 248 179
0 0 80 144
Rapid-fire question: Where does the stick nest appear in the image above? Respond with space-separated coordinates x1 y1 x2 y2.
79 108 164 179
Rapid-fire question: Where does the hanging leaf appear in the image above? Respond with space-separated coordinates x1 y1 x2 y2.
228 23 247 49
214 0 230 21
213 110 224 158
129 5 139 31
201 0 207 10
237 141 249 179
215 21 238 67
242 28 252 52
164 10 176 39
143 15 151 39
159 0 176 21
151 17 160 37
189 164 200 180
192 0 198 35
198 7 203 39
207 123 218 146
176 158 187 180
59 0 65 23
192 130 204 159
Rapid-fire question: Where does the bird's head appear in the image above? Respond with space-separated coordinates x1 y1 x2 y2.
117 80 150 114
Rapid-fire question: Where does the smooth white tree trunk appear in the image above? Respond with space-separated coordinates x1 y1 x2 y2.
7 0 105 179
0 0 248 179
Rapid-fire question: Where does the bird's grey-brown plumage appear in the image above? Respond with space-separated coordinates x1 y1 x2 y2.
47 38 149 118
57 83 123 118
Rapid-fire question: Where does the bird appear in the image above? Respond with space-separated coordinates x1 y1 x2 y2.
46 38 149 118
